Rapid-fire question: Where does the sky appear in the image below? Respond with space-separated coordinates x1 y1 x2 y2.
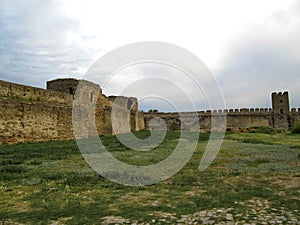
0 0 300 111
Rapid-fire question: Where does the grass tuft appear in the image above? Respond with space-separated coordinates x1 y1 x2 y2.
248 126 285 134
291 122 300 133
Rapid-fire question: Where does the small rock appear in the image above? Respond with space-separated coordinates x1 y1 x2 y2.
226 213 233 221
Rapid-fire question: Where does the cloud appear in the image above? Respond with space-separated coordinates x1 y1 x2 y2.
215 1 300 108
0 0 93 88
0 0 299 111
97 61 227 112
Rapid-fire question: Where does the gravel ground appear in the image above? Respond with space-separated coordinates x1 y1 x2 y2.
101 199 299 224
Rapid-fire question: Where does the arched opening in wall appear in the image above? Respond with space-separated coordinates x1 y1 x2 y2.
127 99 133 110
69 87 74 95
89 91 94 103
280 108 284 114
280 100 283 103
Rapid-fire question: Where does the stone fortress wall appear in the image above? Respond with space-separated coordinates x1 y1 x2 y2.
143 92 300 132
0 78 300 145
0 79 142 145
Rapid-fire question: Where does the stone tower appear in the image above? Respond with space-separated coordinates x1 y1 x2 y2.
272 91 290 114
271 91 290 129
46 78 102 103
47 78 80 95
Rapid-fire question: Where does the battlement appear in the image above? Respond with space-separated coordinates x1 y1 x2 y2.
145 107 274 117
272 91 289 96
271 90 290 115
291 108 300 113
197 108 272 115
143 90 299 133
145 107 300 116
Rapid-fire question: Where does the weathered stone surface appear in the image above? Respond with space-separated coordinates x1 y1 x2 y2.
0 79 299 145
143 92 300 132
0 79 142 145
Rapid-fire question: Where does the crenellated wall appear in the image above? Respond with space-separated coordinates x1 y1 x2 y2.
290 108 300 128
0 79 299 145
143 107 300 132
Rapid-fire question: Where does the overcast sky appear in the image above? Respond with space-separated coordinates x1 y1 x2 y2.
0 0 299 111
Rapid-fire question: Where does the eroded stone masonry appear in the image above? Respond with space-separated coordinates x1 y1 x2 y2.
0 78 299 145
0 79 142 145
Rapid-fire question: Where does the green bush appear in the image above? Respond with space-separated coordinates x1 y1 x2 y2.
242 138 266 144
291 122 300 133
147 109 158 113
248 126 284 134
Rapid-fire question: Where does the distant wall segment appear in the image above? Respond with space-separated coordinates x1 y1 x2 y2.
143 93 300 133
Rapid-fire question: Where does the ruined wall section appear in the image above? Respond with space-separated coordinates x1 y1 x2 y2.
144 112 200 131
0 80 72 105
138 111 145 131
47 78 102 96
144 112 180 131
47 79 141 136
106 96 140 134
0 100 73 144
0 80 74 144
0 79 142 145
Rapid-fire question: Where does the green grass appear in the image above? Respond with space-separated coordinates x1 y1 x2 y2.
247 126 286 134
225 131 300 147
0 131 299 224
292 122 300 133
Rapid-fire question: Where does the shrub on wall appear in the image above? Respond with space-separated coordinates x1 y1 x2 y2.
148 109 158 113
291 122 300 133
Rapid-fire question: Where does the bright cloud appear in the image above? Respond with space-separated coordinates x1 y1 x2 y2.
0 0 299 111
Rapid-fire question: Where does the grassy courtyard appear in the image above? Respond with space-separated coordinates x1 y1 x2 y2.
0 130 299 224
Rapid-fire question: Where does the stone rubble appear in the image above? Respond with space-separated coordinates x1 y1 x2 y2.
101 199 299 224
